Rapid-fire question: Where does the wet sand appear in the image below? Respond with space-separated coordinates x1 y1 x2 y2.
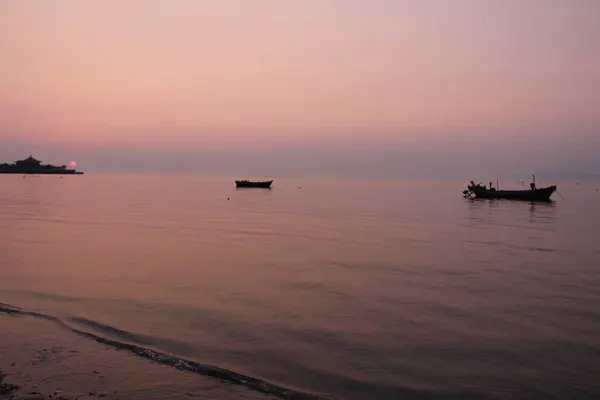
0 314 276 400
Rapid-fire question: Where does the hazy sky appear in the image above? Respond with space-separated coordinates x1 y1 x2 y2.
1 1 599 175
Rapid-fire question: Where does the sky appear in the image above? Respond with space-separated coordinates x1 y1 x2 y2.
1 0 599 177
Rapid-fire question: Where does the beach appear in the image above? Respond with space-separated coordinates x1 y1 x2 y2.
0 313 276 400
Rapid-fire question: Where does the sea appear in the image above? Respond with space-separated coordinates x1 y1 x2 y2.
1 174 599 399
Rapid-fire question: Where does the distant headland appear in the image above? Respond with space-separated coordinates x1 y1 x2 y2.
0 156 84 175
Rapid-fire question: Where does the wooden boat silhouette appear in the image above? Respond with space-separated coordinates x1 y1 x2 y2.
235 180 273 188
464 176 556 202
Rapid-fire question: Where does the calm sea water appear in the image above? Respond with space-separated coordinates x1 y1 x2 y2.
1 174 599 399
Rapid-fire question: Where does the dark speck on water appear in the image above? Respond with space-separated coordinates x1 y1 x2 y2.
1 175 599 399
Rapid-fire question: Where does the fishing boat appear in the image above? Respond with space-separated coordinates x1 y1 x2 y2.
235 180 273 188
463 176 556 202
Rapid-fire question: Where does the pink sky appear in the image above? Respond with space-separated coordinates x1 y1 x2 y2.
1 0 599 148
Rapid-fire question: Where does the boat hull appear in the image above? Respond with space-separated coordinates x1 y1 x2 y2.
470 186 556 201
235 180 273 188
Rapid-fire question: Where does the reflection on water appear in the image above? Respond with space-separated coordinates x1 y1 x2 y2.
1 175 599 399
465 197 557 225
528 200 556 224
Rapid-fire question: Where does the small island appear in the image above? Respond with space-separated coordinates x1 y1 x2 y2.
0 156 84 175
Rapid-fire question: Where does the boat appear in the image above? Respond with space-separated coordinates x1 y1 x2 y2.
463 176 556 202
0 156 84 175
235 180 273 188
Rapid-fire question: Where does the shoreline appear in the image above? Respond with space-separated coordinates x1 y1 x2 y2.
0 314 278 400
